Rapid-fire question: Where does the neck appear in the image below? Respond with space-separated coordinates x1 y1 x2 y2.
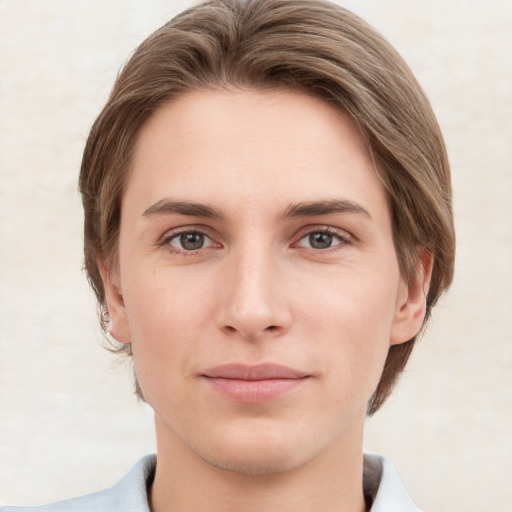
149 416 367 512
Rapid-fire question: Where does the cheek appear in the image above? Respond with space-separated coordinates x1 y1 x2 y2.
124 260 213 335
296 267 399 386
121 269 214 389
298 262 399 333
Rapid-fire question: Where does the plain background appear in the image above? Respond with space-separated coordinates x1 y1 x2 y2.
0 1 511 510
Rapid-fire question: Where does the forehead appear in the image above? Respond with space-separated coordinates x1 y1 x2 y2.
125 88 388 221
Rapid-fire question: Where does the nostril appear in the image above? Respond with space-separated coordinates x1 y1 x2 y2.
266 325 278 331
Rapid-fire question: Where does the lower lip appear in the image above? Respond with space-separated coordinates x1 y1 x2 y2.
204 377 308 404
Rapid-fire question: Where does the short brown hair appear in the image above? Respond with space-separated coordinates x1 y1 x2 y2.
80 0 455 414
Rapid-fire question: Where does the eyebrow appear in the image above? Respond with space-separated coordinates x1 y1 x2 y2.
141 198 371 222
281 199 372 220
142 199 224 219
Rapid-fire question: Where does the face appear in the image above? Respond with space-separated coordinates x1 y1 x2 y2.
104 89 427 475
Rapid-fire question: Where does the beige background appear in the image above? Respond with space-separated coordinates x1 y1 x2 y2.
1 1 511 510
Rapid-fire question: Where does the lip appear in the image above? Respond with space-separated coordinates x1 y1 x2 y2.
201 363 310 404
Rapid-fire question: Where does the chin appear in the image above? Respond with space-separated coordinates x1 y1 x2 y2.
188 421 323 476
200 444 307 476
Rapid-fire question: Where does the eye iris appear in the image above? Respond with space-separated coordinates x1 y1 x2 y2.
180 232 204 250
309 232 333 249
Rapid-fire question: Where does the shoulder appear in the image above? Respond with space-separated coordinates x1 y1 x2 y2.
364 453 422 512
1 455 156 512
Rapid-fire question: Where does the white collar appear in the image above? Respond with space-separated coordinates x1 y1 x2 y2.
3 453 420 511
131 453 421 511
364 453 422 511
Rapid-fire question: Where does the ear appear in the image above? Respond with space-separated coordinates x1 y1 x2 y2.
98 257 131 344
390 249 434 346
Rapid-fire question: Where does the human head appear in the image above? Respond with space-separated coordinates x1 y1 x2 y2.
80 0 455 414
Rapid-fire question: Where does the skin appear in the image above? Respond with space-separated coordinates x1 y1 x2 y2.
101 89 431 512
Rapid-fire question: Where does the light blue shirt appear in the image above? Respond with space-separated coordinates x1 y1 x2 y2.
1 453 421 511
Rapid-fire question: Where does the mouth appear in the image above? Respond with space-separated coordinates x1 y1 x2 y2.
201 363 310 404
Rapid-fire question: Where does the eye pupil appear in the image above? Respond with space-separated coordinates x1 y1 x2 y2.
309 232 333 249
180 232 204 250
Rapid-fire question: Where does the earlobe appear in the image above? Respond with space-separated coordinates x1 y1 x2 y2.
98 257 132 344
390 249 434 346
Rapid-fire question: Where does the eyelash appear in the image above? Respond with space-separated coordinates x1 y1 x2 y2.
160 228 219 255
294 226 352 252
159 226 352 255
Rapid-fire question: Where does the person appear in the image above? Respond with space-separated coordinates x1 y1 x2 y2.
1 0 455 510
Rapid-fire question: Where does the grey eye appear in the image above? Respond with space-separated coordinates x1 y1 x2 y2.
308 232 334 249
170 232 207 251
296 229 350 251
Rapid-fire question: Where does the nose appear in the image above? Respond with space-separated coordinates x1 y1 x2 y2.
215 247 292 342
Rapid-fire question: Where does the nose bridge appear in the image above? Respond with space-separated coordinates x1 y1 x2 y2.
218 237 290 339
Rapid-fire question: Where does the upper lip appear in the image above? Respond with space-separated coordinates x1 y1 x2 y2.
202 363 308 380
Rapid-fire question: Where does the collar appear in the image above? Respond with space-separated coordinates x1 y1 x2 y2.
87 453 421 512
364 453 422 511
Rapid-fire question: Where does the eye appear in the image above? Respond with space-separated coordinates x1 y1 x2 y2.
166 231 216 252
296 229 350 250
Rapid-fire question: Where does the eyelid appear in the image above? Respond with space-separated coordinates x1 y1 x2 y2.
293 225 353 249
158 225 222 253
156 224 353 254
